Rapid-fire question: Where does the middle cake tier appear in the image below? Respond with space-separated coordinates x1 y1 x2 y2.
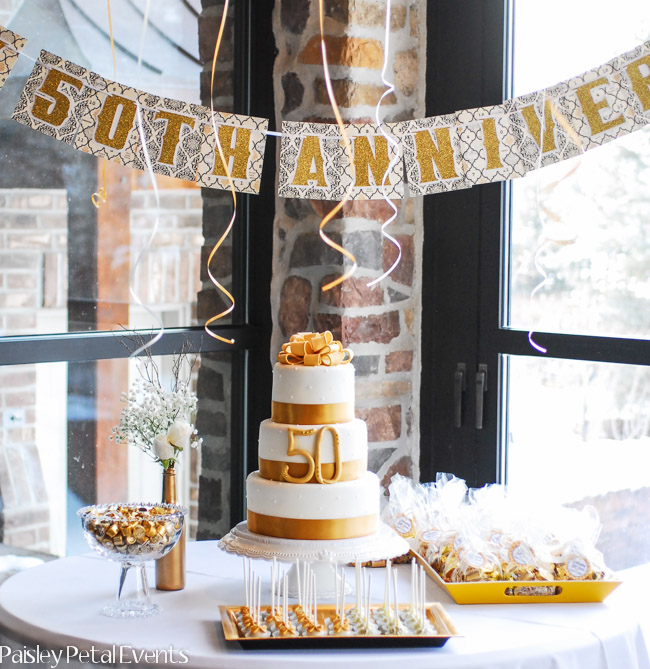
258 418 368 483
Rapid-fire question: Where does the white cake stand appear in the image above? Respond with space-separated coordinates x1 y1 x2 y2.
218 521 409 598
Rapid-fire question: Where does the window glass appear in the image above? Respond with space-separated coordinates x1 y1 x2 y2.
0 1 207 336
0 353 225 558
505 1 650 571
506 355 650 569
508 0 650 340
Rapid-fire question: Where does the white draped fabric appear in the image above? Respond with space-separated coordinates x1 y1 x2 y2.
0 541 648 669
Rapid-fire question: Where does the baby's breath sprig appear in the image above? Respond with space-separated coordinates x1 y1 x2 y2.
110 334 202 470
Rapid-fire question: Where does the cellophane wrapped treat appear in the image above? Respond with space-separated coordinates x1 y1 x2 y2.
384 473 613 586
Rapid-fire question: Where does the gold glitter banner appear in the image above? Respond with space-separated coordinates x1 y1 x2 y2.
0 26 26 92
278 40 650 200
11 50 267 193
278 120 404 201
6 37 650 199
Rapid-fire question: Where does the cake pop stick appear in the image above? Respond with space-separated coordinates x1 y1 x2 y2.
283 573 288 625
365 571 372 624
392 569 399 629
334 563 339 618
296 558 302 609
243 557 249 608
355 560 361 612
303 561 309 610
311 570 317 623
410 558 416 613
248 559 253 614
271 556 276 615
383 559 391 611
420 565 425 627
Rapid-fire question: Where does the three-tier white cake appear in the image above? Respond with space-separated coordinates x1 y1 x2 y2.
246 332 380 540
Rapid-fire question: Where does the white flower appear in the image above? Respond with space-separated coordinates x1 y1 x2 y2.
153 433 175 461
167 420 192 450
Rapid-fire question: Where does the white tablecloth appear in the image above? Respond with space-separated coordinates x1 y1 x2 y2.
0 541 648 669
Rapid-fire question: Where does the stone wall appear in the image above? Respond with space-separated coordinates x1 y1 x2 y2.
271 0 427 489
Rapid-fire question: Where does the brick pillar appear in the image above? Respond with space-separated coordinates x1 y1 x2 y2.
272 0 427 488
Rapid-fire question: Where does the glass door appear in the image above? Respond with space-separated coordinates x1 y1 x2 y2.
498 0 650 569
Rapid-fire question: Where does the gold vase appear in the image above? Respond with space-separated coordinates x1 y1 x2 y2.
155 464 186 590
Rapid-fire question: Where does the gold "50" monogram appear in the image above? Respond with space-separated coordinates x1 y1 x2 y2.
281 427 342 485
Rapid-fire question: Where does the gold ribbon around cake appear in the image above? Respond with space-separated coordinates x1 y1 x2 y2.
259 457 366 483
271 401 354 425
277 331 353 366
247 511 376 540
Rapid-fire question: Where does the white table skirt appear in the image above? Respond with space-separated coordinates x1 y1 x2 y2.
0 540 648 669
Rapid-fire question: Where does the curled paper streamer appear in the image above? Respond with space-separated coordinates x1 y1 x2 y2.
91 2 116 209
128 0 165 358
317 0 357 292
528 97 582 355
367 0 401 288
91 159 108 208
203 0 236 345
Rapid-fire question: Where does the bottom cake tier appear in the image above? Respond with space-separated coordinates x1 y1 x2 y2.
246 471 380 540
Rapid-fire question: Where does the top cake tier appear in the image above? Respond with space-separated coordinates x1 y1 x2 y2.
272 331 356 425
272 362 355 405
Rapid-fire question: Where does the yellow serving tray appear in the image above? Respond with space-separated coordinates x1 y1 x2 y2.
412 552 622 604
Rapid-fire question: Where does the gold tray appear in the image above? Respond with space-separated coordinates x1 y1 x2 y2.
412 552 622 604
219 602 460 649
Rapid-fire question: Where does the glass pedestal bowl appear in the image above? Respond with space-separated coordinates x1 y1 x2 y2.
78 502 187 618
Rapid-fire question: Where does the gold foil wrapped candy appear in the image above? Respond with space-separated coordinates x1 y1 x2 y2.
454 550 503 583
80 503 184 559
425 532 466 583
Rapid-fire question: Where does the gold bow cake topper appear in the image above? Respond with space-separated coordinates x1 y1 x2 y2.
277 331 353 366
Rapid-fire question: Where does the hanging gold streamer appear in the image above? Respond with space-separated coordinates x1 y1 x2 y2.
203 0 236 344
91 158 108 208
317 0 357 292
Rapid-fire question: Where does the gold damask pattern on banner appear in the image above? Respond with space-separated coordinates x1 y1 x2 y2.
0 27 25 92
193 107 268 194
278 120 404 201
11 50 267 193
